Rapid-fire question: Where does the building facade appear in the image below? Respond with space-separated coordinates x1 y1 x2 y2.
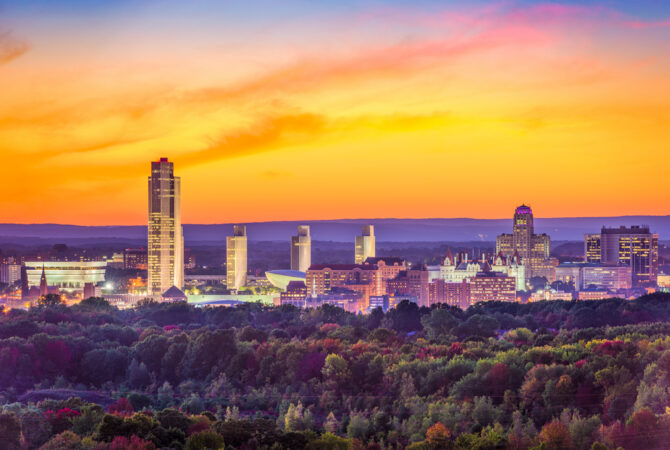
583 226 659 287
496 205 555 282
355 225 376 264
0 263 21 285
24 260 107 292
469 271 517 304
123 248 148 270
428 279 471 309
147 158 184 296
290 225 311 272
226 225 248 290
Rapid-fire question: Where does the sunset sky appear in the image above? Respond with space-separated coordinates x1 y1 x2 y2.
0 0 669 225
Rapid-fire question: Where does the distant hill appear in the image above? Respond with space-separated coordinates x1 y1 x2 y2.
0 216 667 245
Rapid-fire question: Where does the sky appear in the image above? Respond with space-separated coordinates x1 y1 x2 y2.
0 0 668 225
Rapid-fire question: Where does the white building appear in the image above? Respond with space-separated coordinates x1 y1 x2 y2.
24 261 107 292
437 250 525 292
227 225 248 290
290 225 311 272
355 225 375 264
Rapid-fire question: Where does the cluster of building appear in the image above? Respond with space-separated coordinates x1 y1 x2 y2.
2 157 663 312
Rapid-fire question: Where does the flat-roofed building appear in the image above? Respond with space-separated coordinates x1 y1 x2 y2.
355 225 376 264
306 264 382 299
0 263 21 285
147 158 184 295
583 225 659 287
428 278 470 309
123 248 148 270
470 271 516 304
24 260 107 292
226 225 248 290
290 225 311 272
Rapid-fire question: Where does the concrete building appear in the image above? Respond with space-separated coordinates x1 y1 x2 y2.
290 225 311 272
582 265 632 291
496 205 556 281
123 248 148 270
386 266 430 307
470 271 517 304
226 225 248 290
355 225 376 264
583 225 659 287
0 263 21 285
24 260 107 292
428 279 471 309
147 158 184 296
306 264 382 298
437 249 525 291
363 257 407 283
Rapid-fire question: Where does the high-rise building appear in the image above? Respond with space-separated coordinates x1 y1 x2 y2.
355 225 375 264
147 158 184 296
496 205 555 282
584 234 601 263
583 225 659 287
0 263 21 285
290 225 311 272
226 225 248 290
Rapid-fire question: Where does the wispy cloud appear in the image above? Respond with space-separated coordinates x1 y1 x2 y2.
0 31 28 65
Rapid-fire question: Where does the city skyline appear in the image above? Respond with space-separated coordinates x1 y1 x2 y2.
1 1 669 224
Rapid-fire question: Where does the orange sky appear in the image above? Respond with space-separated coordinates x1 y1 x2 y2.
0 2 669 225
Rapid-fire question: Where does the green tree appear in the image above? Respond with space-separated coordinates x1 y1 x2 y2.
185 430 224 450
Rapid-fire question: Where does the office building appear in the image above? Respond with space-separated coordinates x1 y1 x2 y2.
24 260 107 292
583 225 659 287
584 234 601 263
363 257 407 283
496 205 556 281
355 225 376 264
226 225 248 290
306 264 382 298
469 271 516 304
280 281 308 307
428 279 471 309
290 225 311 272
0 263 21 285
386 266 430 307
123 248 148 270
147 158 184 296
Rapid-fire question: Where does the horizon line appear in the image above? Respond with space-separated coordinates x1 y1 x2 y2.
0 213 669 227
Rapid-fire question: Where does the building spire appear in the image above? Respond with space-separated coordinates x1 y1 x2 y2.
39 264 48 297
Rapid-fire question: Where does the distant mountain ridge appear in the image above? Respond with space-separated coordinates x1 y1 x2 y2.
0 216 667 245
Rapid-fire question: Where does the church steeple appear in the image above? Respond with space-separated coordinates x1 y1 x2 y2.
39 265 48 297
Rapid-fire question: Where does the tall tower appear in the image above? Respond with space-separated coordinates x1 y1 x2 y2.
147 158 184 296
355 225 376 264
290 225 311 272
227 225 248 290
512 205 533 262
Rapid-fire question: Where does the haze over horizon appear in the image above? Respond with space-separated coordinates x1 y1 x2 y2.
1 0 669 225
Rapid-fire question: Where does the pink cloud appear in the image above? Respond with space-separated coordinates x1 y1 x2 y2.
624 19 670 29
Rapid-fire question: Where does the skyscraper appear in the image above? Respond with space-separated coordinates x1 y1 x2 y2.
583 225 659 287
147 158 184 296
227 225 248 290
290 225 311 272
355 225 376 264
496 205 554 282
